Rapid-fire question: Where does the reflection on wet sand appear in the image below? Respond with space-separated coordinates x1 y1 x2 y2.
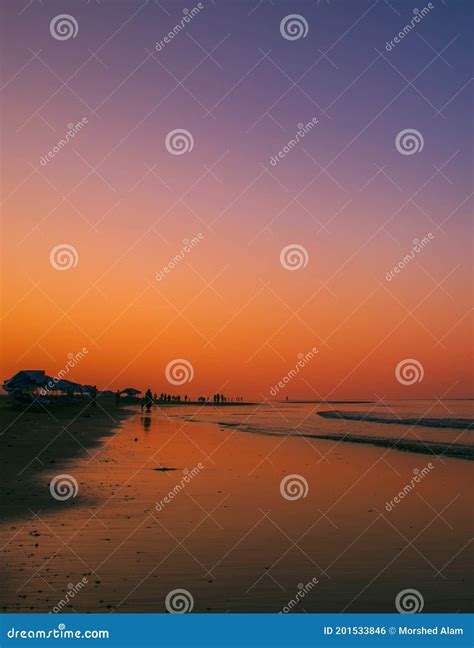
0 403 472 613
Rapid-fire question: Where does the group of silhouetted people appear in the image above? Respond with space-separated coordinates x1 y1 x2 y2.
158 393 188 402
198 395 244 403
115 389 245 409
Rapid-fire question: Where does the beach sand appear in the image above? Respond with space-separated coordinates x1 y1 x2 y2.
0 403 472 613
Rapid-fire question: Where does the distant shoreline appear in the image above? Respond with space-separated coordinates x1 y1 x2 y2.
155 401 257 407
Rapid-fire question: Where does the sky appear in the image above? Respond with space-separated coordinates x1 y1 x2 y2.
1 0 472 400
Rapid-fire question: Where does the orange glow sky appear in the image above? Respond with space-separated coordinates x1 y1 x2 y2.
1 1 472 400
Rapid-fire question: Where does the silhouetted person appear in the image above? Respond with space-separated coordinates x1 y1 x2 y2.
145 389 153 412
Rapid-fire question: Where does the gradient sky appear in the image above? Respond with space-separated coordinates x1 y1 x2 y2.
1 0 472 399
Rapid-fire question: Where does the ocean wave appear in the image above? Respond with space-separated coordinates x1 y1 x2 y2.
306 433 474 461
317 411 474 430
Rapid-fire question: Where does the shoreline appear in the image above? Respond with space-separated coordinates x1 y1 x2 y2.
210 422 474 462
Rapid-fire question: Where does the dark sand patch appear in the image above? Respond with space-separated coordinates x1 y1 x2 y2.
0 397 134 521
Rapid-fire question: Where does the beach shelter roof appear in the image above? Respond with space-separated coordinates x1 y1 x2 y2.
3 370 47 392
121 388 141 396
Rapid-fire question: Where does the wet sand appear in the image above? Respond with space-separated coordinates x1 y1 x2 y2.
0 404 472 613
